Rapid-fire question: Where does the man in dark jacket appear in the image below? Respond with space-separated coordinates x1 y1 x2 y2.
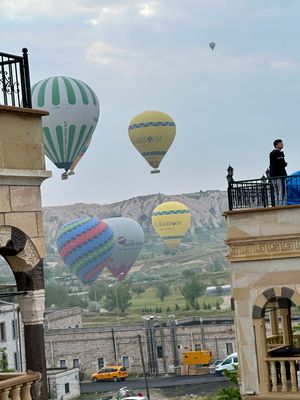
269 139 288 205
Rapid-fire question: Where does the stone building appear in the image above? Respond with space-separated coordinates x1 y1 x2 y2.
47 367 80 400
44 315 236 377
225 170 300 398
44 308 82 331
0 48 52 399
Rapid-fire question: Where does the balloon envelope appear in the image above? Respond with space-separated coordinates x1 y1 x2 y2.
103 217 144 280
151 201 192 248
209 42 216 50
56 217 115 284
128 110 176 172
32 76 99 172
69 136 92 173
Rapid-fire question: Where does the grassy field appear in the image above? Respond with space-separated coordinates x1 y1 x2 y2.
82 280 231 327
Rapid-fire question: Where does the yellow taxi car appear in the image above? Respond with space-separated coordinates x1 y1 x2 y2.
91 366 128 382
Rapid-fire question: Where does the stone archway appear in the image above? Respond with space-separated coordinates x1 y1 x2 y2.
0 225 47 399
0 225 41 272
252 286 300 393
252 286 300 320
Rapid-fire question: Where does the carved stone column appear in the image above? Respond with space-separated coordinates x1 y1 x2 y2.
15 263 47 400
269 303 279 337
253 318 270 393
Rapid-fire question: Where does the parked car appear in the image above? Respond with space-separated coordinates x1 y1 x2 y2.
215 352 238 375
91 366 128 382
208 359 222 374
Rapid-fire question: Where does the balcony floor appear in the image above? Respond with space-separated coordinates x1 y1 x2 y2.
244 393 300 399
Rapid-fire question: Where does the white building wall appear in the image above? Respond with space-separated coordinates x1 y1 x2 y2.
0 304 24 372
47 368 80 400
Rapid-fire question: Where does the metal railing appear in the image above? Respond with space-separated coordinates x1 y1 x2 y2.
226 166 300 210
0 48 32 108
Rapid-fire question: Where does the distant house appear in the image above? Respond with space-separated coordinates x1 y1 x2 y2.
44 308 82 331
47 367 80 400
0 303 25 372
206 285 231 296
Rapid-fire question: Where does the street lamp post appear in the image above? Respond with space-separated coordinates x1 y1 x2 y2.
108 272 124 320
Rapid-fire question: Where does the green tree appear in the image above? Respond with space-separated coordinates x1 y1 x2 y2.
87 283 105 302
155 281 171 301
0 347 13 372
103 281 132 313
181 269 196 279
65 294 87 308
132 286 145 296
45 282 69 307
181 280 204 309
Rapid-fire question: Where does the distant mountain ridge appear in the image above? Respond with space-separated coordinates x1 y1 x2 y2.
43 190 228 262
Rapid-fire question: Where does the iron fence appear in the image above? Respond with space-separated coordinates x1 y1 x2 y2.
227 174 300 210
0 48 32 108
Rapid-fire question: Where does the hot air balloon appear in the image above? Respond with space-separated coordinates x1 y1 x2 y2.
152 201 192 248
31 76 100 179
56 217 115 284
103 217 144 280
128 110 176 173
209 42 216 50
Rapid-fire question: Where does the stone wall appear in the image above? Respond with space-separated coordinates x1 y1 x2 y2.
44 319 236 378
44 308 82 331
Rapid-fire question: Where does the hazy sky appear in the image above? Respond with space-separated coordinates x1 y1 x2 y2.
1 0 300 206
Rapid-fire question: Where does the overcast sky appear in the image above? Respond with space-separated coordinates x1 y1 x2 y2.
2 0 300 206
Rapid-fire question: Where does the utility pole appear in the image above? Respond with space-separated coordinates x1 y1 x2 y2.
138 334 150 400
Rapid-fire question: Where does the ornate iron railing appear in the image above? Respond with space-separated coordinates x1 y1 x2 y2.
226 166 300 210
0 48 32 108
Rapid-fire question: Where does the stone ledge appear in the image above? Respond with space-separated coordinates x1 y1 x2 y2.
0 105 48 117
0 169 52 186
227 234 300 262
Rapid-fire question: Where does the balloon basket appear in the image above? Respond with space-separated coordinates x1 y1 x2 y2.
151 169 160 174
61 172 68 180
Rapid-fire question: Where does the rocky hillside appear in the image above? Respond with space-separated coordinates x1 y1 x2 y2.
43 190 228 264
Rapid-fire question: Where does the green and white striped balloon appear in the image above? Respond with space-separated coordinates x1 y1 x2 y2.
32 76 99 172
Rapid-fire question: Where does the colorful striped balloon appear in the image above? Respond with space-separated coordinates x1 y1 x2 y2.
31 76 99 172
56 217 115 284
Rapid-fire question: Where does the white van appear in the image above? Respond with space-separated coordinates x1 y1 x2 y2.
215 352 238 375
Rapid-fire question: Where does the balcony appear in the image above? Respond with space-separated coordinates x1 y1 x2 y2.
0 49 32 108
226 166 300 211
0 372 41 399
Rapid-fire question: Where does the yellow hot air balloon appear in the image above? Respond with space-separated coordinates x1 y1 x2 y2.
151 201 192 248
128 110 176 173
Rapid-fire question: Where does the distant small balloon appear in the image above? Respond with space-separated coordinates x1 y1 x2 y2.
209 42 216 50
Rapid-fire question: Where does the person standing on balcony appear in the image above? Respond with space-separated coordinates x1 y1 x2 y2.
269 139 288 205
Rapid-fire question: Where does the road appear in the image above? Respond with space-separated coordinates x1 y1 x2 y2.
81 374 228 394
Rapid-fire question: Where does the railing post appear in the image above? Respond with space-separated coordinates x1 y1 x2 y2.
290 361 297 392
270 361 278 392
21 48 32 108
280 360 288 391
226 165 234 211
